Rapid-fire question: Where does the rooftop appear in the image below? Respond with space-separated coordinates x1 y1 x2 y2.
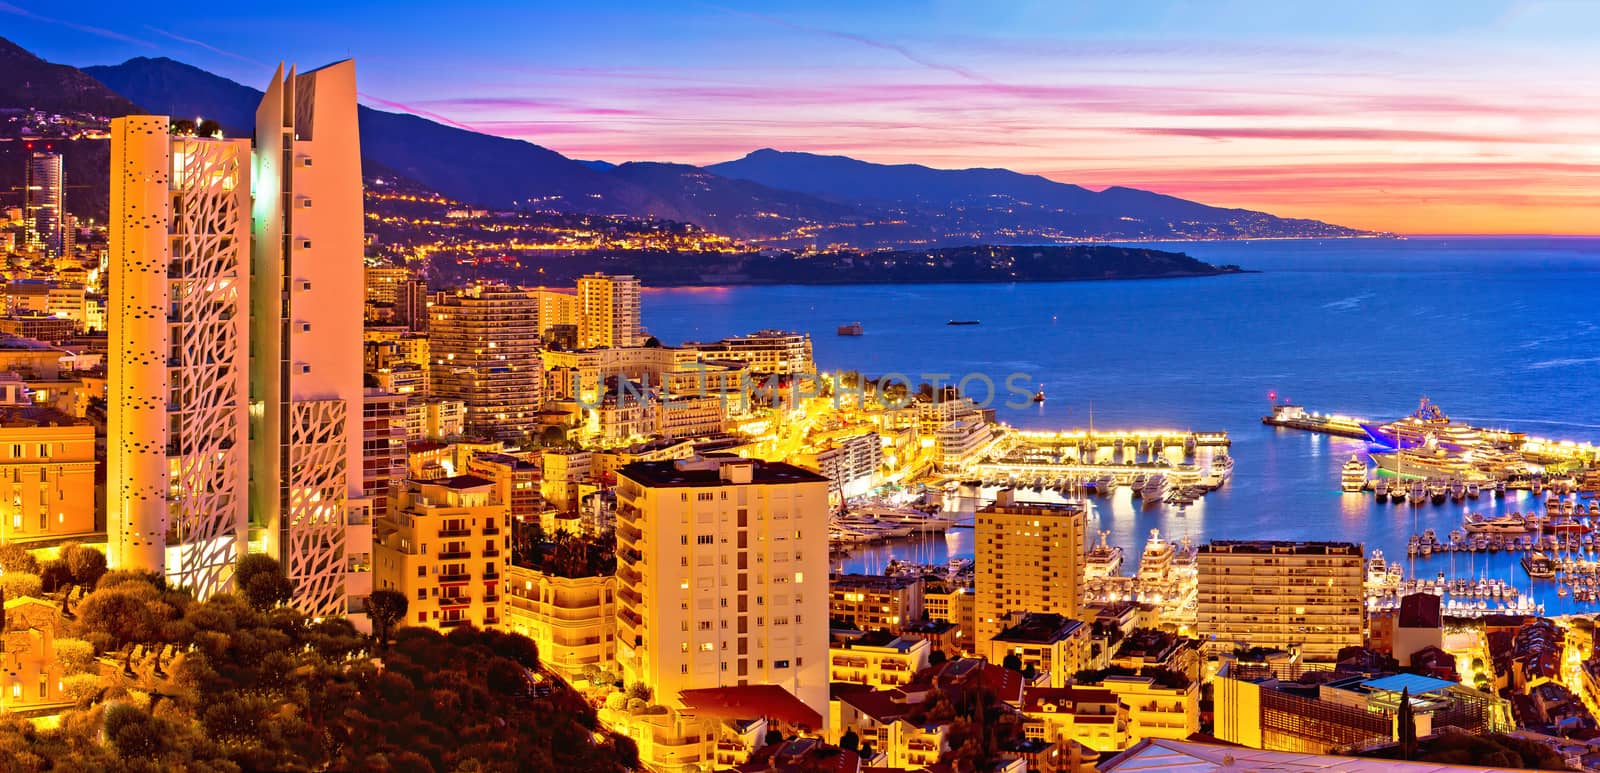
1199 540 1363 556
620 457 827 488
677 684 822 729
1101 738 1515 772
0 404 87 428
831 573 921 591
992 613 1083 645
1359 673 1458 696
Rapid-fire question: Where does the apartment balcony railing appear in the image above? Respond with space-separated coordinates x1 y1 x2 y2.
438 528 473 538
438 550 472 560
438 571 471 583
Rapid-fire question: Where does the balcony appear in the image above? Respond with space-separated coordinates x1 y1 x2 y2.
618 587 642 606
438 550 471 560
438 571 471 583
483 592 500 603
439 618 471 629
438 527 472 538
617 523 643 543
483 549 502 558
619 607 642 627
482 525 502 536
440 595 473 607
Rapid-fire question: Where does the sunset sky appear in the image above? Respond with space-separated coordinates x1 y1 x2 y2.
11 1 1600 234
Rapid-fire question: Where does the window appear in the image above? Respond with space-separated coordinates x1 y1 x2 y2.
301 197 313 208
696 535 713 545
698 621 712 631
774 660 790 669
300 156 313 167
300 239 312 249
37 444 49 458
416 589 426 600
417 566 426 577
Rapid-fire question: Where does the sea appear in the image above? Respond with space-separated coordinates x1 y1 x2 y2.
640 236 1600 615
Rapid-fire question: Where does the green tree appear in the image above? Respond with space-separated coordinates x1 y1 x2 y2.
234 554 294 611
0 572 42 600
366 588 409 647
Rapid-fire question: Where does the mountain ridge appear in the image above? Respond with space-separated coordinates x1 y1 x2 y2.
0 39 1374 246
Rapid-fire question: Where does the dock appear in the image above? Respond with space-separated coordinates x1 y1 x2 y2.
1261 404 1369 439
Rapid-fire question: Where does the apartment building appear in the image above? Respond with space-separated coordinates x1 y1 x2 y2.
504 562 616 680
374 476 510 630
829 573 924 634
974 490 1086 646
1197 540 1364 662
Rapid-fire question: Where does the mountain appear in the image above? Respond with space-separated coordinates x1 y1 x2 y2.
0 37 143 217
86 57 661 215
4 40 1368 246
708 149 1368 241
0 37 139 116
602 161 866 239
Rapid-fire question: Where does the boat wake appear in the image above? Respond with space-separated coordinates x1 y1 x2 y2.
1321 292 1374 311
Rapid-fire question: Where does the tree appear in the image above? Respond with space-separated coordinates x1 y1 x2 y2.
0 542 39 575
63 545 108 589
1002 653 1023 672
366 589 409 647
39 560 74 594
234 555 294 611
839 729 859 752
1398 687 1417 761
928 650 948 666
764 729 784 747
626 682 652 702
0 572 42 600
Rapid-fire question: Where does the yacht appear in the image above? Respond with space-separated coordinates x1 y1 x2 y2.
1449 479 1466 502
836 322 864 336
1374 478 1390 502
1410 480 1428 504
1142 474 1168 501
1211 454 1235 485
1084 531 1125 581
1521 551 1557 579
1464 513 1529 534
1495 480 1507 498
1466 481 1481 499
1341 456 1368 493
1428 480 1448 505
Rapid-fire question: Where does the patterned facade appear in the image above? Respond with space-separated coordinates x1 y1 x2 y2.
108 117 250 595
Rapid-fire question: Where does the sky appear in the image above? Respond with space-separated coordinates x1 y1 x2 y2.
7 0 1600 234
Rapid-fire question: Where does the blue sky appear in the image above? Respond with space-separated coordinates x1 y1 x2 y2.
7 1 1600 233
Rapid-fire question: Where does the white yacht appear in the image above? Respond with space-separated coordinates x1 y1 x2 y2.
1341 456 1368 493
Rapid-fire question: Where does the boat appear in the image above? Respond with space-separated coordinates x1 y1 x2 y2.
1495 480 1507 498
1391 483 1407 503
1032 386 1046 403
1464 513 1529 534
1360 397 1493 452
836 322 864 336
1084 531 1125 581
1211 454 1235 482
946 320 980 326
1341 456 1368 493
1141 474 1168 502
1374 478 1390 502
1428 480 1448 505
1410 480 1427 504
1522 551 1557 579
1449 479 1466 502
1466 481 1481 499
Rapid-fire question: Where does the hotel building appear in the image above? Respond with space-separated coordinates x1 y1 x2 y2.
577 272 642 349
615 456 830 728
1196 540 1364 662
974 490 1086 646
108 115 251 595
683 329 814 376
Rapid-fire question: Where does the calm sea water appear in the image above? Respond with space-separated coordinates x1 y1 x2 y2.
641 237 1600 614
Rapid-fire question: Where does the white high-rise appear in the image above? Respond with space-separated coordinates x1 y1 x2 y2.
250 61 369 619
109 61 366 616
108 117 251 595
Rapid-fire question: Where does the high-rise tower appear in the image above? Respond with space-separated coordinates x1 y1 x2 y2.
108 117 251 594
24 151 64 257
250 62 369 619
577 272 642 349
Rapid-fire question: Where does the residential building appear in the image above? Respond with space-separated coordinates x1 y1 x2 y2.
615 456 830 730
466 451 542 522
0 314 77 344
107 115 251 596
23 151 63 258
1197 540 1364 662
406 398 465 442
374 476 509 630
362 390 409 521
809 432 882 501
504 561 616 680
364 264 410 308
923 582 975 648
828 631 931 689
1020 685 1130 752
987 612 1090 688
430 285 542 441
0 400 96 543
540 448 593 512
829 573 924 633
577 272 642 349
1092 674 1200 744
0 597 67 712
975 490 1086 646
531 288 578 337
250 61 369 620
683 329 813 375
934 418 995 469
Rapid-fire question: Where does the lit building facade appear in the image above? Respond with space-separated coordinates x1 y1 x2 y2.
1197 540 1364 662
615 457 830 729
251 61 369 619
108 115 250 595
374 476 509 630
577 273 643 349
974 490 1086 646
504 562 617 680
24 151 64 258
828 573 924 634
0 403 97 543
683 329 813 376
430 285 542 441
